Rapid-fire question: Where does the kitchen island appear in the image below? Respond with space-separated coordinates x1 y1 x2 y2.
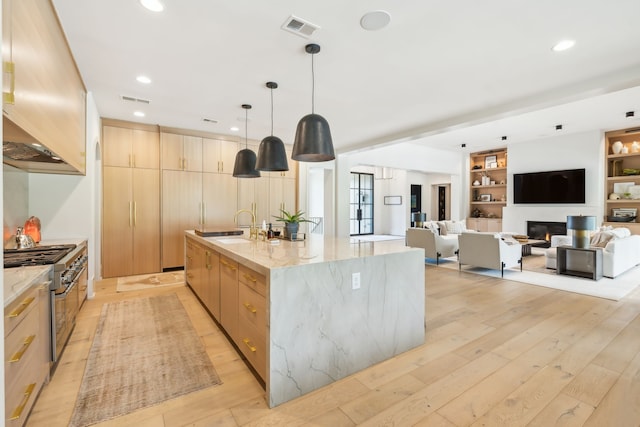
185 231 425 407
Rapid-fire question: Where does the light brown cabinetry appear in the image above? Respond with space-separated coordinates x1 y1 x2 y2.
469 148 507 228
162 170 202 269
161 133 203 171
219 255 239 342
103 124 159 169
2 0 86 174
203 137 237 174
4 275 50 427
103 167 160 277
604 128 640 235
467 218 503 232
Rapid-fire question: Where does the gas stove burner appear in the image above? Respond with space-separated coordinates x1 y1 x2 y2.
4 244 77 267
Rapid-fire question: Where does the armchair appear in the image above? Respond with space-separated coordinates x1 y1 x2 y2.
405 228 459 265
458 232 522 277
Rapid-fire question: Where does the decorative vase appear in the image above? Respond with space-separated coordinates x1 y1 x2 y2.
611 140 623 154
632 141 640 153
283 222 299 240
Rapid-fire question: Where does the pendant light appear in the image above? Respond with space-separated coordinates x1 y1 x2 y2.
292 43 335 162
256 82 289 171
232 104 261 178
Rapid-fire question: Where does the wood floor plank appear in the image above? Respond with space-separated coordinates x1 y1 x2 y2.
24 266 640 427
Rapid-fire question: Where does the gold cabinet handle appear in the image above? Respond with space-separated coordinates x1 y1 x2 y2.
3 61 15 104
243 338 257 352
243 273 257 283
243 302 257 313
9 297 35 318
220 259 237 271
10 335 35 363
10 383 36 420
129 202 133 227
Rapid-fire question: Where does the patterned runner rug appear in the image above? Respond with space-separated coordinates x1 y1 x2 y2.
116 271 184 292
69 293 221 426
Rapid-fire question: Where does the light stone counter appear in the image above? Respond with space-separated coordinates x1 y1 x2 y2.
186 231 425 407
4 266 51 307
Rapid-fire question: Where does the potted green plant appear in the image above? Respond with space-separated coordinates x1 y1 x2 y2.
273 208 312 240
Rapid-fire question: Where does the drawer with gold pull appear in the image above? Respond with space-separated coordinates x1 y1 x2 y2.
5 301 41 394
239 264 266 297
238 282 266 331
237 318 266 380
4 287 39 338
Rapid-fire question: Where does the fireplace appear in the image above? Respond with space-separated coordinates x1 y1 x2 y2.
526 221 567 248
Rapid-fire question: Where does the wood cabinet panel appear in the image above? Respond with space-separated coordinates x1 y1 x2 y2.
202 173 238 228
103 167 134 278
131 169 160 274
202 137 237 174
162 170 203 269
161 133 184 171
3 0 86 174
183 135 203 172
132 129 160 169
204 249 221 321
219 255 239 342
103 126 132 167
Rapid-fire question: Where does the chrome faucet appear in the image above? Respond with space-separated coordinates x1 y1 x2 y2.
234 209 258 240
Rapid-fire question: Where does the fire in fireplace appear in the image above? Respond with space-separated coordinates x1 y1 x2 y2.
526 221 567 248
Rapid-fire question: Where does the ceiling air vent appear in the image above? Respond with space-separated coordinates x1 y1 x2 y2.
281 15 320 39
121 95 151 104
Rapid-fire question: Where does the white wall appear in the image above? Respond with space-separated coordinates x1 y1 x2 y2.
2 165 28 243
502 130 605 233
29 92 101 297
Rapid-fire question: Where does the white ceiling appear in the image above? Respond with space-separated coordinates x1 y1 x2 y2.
52 0 640 156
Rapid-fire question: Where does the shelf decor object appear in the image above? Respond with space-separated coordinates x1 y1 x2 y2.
256 82 289 171
232 104 261 178
292 43 335 162
567 215 596 249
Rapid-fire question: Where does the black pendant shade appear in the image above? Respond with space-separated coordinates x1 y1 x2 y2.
292 113 335 161
292 43 335 162
233 148 260 178
256 82 289 171
232 104 261 178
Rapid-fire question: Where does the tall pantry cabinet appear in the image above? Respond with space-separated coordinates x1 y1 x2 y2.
102 123 161 278
161 131 239 269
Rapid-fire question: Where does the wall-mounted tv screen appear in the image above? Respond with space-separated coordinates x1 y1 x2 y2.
513 168 585 204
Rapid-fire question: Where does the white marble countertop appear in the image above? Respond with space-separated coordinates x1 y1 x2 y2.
4 265 51 307
186 231 416 274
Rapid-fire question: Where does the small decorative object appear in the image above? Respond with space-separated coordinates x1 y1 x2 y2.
632 141 640 153
499 179 505 184
472 165 482 170
472 208 481 218
490 180 496 185
500 194 506 202
484 155 497 169
609 193 621 200
479 194 491 202
473 180 480 186
612 140 623 154
622 146 629 154
272 208 313 240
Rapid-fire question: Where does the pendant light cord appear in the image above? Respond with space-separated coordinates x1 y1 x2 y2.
270 87 274 136
245 108 248 149
311 53 315 114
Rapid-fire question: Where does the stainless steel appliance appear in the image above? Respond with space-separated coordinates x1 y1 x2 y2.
4 241 88 369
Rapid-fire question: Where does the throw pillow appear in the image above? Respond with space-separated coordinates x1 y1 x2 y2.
611 227 631 238
437 221 448 235
590 231 616 247
446 221 467 234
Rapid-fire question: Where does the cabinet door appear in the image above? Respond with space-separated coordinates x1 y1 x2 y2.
132 129 160 169
183 135 203 172
162 170 202 269
103 167 133 278
218 140 237 174
220 256 239 342
103 126 132 167
205 250 221 321
38 282 51 382
202 173 238 227
254 177 271 226
161 133 184 170
202 138 238 174
237 178 256 227
132 168 160 274
487 219 502 232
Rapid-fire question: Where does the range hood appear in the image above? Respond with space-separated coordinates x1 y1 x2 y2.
3 116 82 174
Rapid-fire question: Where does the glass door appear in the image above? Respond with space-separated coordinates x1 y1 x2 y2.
350 172 374 235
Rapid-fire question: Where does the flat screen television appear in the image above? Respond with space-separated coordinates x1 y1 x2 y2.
513 168 585 204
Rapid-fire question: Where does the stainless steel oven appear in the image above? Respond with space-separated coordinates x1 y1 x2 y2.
51 243 88 365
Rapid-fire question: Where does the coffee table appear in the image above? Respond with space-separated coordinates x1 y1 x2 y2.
518 239 548 256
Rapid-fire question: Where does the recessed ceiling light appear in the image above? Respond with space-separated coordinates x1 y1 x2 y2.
134 111 145 117
556 124 563 131
626 111 635 118
230 126 240 132
360 10 391 31
501 136 508 141
552 39 575 52
140 0 164 12
136 75 151 84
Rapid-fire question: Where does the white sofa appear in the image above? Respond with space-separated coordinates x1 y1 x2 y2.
405 227 458 265
544 235 573 269
458 232 522 277
546 228 640 278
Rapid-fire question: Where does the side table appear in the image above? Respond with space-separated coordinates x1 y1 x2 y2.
556 246 603 280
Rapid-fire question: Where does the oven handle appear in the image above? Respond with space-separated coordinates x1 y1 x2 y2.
55 273 80 298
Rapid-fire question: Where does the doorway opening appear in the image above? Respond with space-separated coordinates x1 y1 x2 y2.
350 172 374 235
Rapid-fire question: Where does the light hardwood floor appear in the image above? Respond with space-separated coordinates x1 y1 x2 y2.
26 265 640 426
